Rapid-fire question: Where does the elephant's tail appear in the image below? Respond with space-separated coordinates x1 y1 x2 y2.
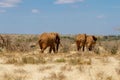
60 43 63 47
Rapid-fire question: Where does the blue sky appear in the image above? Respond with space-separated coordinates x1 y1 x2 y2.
0 0 120 35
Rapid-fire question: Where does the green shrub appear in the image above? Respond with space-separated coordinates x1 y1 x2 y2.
55 58 66 63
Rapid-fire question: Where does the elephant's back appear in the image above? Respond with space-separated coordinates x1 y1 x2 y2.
38 33 49 42
86 35 96 43
76 34 86 41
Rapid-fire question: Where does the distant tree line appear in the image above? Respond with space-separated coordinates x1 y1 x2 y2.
99 35 120 41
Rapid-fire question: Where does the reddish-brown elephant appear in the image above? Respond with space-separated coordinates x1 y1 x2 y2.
75 34 87 51
85 35 97 51
38 32 60 53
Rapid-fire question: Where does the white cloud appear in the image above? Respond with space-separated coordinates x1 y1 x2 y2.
54 0 84 4
0 0 22 8
96 15 105 19
32 9 40 14
0 9 6 13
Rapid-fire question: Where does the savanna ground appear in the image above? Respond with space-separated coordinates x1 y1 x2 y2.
0 34 120 80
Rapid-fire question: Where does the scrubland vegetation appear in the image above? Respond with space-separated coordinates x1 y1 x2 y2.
0 34 120 80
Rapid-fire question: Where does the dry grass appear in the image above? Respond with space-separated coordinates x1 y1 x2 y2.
60 64 72 71
0 54 120 80
77 65 86 73
69 57 92 65
38 65 53 72
43 72 66 80
0 34 120 80
55 58 66 63
2 71 28 80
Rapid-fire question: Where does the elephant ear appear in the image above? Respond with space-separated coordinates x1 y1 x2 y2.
92 36 97 41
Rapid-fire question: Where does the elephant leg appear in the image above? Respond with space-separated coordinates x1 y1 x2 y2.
85 45 88 51
39 42 44 53
86 46 91 51
78 43 83 51
56 44 59 52
76 41 81 51
82 46 85 51
88 47 92 51
82 44 86 51
77 45 81 51
38 40 42 50
49 46 52 53
52 46 56 53
89 46 92 51
77 45 79 51
41 43 47 53
39 44 42 50
49 45 56 53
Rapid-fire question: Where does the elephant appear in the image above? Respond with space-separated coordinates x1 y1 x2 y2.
38 32 60 53
85 35 97 51
75 34 87 51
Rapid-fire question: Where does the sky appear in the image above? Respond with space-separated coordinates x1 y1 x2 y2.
0 0 120 35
